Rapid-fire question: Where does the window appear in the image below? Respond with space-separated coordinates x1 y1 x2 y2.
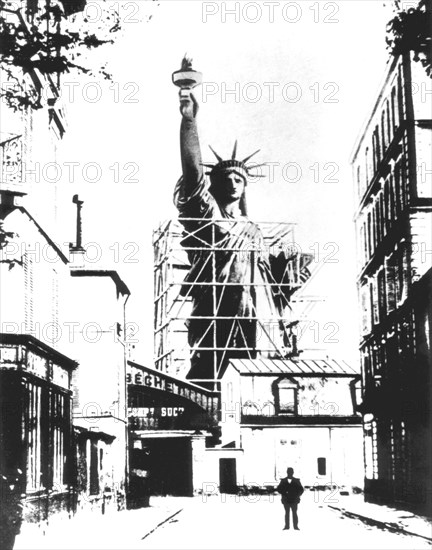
379 192 385 239
367 211 374 258
277 379 297 415
364 419 378 480
373 128 381 169
386 255 398 314
391 87 399 132
359 225 366 267
400 160 409 208
371 278 379 326
51 391 67 488
363 349 372 388
354 380 362 410
242 401 260 415
397 72 404 125
26 381 42 491
365 147 373 184
378 269 387 322
372 344 381 377
375 195 382 245
372 203 378 251
356 165 362 199
394 163 403 217
384 179 391 233
89 440 99 495
385 101 391 146
381 111 388 154
389 174 396 223
317 457 327 476
366 215 372 261
361 283 372 335
397 244 408 305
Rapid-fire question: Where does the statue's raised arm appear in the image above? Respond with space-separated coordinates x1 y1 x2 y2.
172 57 205 200
179 89 203 188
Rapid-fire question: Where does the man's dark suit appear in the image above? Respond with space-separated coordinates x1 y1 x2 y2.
277 476 304 529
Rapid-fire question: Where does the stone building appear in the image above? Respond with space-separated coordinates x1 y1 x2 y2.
0 0 130 538
0 187 130 534
218 358 363 490
351 49 432 512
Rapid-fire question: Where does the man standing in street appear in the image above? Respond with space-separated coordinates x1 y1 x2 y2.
277 467 304 530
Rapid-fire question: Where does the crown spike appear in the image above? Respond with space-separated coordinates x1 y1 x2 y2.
208 145 223 162
242 149 261 163
247 162 267 170
200 163 216 169
231 140 238 160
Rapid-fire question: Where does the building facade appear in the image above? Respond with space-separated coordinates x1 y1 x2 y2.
127 361 220 498
1 0 130 533
0 188 131 536
352 51 432 512
219 358 363 490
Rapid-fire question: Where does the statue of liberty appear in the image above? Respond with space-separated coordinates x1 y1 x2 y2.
173 58 311 384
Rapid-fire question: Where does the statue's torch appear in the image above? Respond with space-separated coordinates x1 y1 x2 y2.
172 55 202 100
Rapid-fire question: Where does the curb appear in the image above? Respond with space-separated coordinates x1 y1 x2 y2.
328 505 432 542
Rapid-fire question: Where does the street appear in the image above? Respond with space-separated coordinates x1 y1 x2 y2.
14 492 432 550
141 493 431 550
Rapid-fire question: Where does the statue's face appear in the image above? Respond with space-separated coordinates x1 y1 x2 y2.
218 170 246 202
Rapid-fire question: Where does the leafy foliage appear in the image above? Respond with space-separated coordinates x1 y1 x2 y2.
0 0 121 110
386 1 432 77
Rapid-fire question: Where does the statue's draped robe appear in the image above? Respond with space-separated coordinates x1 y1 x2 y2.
174 176 310 380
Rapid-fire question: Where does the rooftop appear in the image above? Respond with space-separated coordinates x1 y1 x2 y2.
228 357 359 376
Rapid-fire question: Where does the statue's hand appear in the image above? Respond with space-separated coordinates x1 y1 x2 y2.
179 89 199 119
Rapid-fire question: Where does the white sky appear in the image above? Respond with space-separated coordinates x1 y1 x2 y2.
25 0 397 365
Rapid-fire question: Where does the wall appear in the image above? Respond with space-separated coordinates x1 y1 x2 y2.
240 426 364 489
67 274 128 509
0 206 70 351
200 448 245 493
221 367 358 419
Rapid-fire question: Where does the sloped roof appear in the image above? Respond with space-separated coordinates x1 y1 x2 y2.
228 358 359 376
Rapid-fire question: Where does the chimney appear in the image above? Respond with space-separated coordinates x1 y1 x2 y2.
69 194 85 268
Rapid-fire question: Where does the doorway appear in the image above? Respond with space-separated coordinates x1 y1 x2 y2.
137 437 193 496
219 458 237 493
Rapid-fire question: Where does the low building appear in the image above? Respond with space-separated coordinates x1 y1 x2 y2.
0 188 130 532
0 189 77 536
126 357 363 498
218 358 363 490
0 334 77 527
67 268 130 514
127 361 220 499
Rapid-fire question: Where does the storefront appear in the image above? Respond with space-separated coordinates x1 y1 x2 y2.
0 334 77 530
127 361 220 500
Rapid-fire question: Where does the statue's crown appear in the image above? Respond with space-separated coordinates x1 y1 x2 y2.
202 141 266 182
